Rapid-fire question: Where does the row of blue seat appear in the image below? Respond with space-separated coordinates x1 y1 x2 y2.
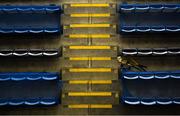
120 47 180 56
0 5 61 35
121 69 180 105
0 72 61 106
119 3 180 34
122 70 180 79
0 5 60 12
122 97 180 105
0 48 60 57
119 4 180 13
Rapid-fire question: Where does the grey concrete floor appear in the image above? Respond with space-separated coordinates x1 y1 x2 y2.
0 0 180 115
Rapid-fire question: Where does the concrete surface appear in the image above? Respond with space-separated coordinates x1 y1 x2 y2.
0 0 180 115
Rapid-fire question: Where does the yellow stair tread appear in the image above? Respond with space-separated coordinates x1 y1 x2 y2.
69 46 111 50
69 34 111 39
69 68 112 72
68 92 112 96
68 104 112 109
69 57 111 61
70 4 110 7
70 13 110 17
69 24 110 28
69 80 112 84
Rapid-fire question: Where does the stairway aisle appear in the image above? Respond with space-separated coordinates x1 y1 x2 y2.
61 1 119 115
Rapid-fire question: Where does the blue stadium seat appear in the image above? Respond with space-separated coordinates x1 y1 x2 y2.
119 4 180 34
120 47 180 56
121 69 180 105
0 72 61 106
0 5 61 35
0 48 61 58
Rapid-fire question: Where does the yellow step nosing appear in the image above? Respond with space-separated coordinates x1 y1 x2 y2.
69 46 111 50
68 92 112 97
69 68 112 72
91 104 112 109
68 104 89 109
69 80 89 84
69 34 89 38
91 80 112 84
68 104 112 109
70 4 110 7
70 13 110 17
69 57 89 61
69 57 111 61
91 57 111 60
69 80 112 84
69 34 111 39
91 34 111 38
69 24 110 28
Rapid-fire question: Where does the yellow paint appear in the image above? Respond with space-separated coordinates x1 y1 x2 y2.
68 104 112 109
91 34 111 38
69 57 89 61
69 68 112 72
69 80 89 84
91 104 112 108
68 104 89 109
69 34 110 39
69 80 112 84
69 57 111 61
69 34 89 38
70 4 110 7
68 92 112 96
69 46 111 50
70 13 110 17
91 80 112 84
69 24 110 28
91 57 111 60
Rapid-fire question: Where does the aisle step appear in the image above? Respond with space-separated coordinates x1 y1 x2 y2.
68 104 112 109
69 24 111 28
70 13 111 17
68 92 112 97
70 4 110 8
63 80 118 91
63 46 117 57
69 80 112 84
68 34 111 39
64 4 114 15
62 0 117 113
69 68 112 72
69 57 111 61
62 68 118 80
69 46 111 50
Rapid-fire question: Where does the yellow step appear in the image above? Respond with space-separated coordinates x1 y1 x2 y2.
69 57 111 61
69 34 110 39
68 104 112 109
69 57 89 61
91 80 112 84
70 4 110 8
69 80 89 84
69 46 111 50
68 104 89 109
69 80 112 84
91 57 111 60
69 68 112 72
68 92 112 97
91 104 112 109
70 13 110 17
69 24 110 28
